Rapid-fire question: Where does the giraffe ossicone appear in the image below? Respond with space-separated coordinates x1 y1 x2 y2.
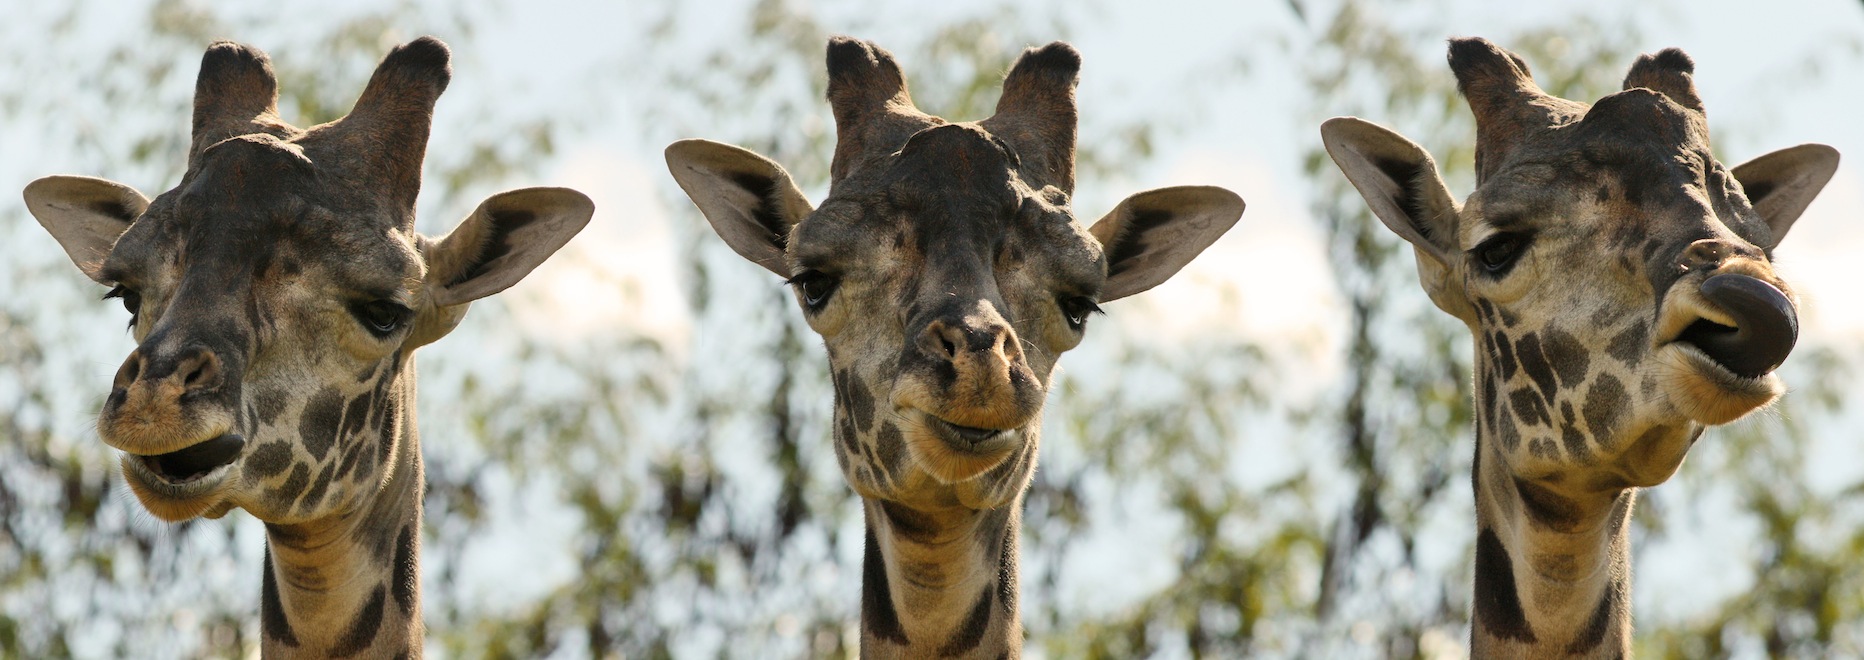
1323 37 1838 657
26 37 591 657
669 36 1243 658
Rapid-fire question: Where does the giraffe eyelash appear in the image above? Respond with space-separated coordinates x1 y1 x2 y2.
785 270 840 310
103 285 142 329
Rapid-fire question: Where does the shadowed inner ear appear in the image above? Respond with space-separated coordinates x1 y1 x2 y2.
665 139 815 277
23 176 151 283
425 187 593 308
1319 117 1462 263
1086 186 1244 302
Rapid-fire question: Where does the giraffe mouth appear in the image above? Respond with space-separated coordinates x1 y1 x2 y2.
135 433 246 484
931 419 1016 451
1662 274 1797 380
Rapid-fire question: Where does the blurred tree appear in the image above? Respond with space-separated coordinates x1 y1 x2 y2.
3 1 1859 659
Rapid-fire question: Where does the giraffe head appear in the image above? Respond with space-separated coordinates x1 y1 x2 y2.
25 38 591 523
668 38 1242 512
1324 38 1838 487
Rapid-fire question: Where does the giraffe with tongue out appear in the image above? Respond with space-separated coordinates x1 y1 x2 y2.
1323 37 1837 656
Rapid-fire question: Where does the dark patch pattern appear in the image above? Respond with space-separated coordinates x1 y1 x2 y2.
938 583 995 657
1491 331 1519 380
1606 321 1647 364
1567 579 1621 655
1515 332 1559 405
255 388 288 424
841 370 876 430
297 462 335 513
393 524 417 615
875 423 905 476
1640 238 1664 267
329 585 386 657
1541 327 1589 385
862 525 910 645
341 391 372 439
1496 403 1523 452
300 388 344 461
1559 402 1593 462
261 550 300 647
1481 374 1499 438
1509 387 1550 427
837 409 861 456
246 440 294 479
271 463 310 503
1529 438 1559 460
1474 528 1537 643
1582 374 1627 448
879 499 938 544
1514 477 1582 531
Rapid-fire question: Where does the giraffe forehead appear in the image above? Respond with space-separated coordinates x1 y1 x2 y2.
793 168 1097 293
106 144 422 294
1465 140 1720 245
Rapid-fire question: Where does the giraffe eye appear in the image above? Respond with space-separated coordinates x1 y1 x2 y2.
1059 296 1102 329
786 270 840 311
1473 231 1533 276
103 285 142 329
351 300 411 338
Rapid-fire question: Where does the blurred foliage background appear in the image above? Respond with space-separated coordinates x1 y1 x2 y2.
1 0 1861 658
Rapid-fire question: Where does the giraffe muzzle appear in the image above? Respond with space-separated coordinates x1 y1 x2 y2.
1676 274 1797 379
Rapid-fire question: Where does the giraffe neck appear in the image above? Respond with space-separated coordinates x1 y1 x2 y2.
859 496 1022 659
1470 402 1633 658
260 369 423 658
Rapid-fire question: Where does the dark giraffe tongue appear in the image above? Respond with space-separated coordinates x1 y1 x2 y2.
147 434 246 482
1678 274 1797 379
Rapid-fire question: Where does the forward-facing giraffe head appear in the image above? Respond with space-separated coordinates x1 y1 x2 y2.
25 38 591 525
1324 38 1837 489
668 38 1242 513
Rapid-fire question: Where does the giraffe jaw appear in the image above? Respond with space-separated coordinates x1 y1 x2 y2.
118 433 244 521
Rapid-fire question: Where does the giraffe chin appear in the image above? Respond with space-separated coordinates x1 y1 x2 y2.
1653 342 1783 426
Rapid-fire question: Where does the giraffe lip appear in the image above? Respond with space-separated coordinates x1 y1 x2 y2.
926 418 1018 453
136 433 246 484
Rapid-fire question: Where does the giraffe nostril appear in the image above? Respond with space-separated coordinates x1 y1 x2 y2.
918 321 965 361
114 352 144 389
177 350 223 393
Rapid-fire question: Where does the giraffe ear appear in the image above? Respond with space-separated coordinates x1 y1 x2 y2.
424 187 594 308
23 176 149 284
1087 186 1244 302
1730 144 1840 249
1320 117 1461 263
665 139 816 277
